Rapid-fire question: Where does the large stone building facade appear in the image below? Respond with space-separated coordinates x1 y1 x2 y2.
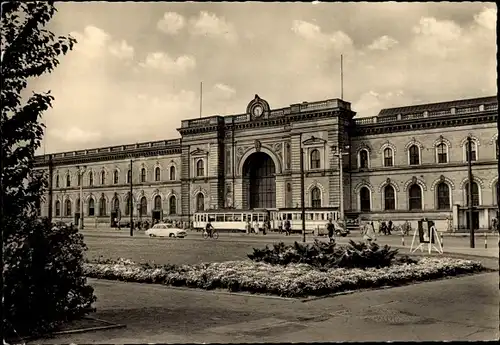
34 94 498 230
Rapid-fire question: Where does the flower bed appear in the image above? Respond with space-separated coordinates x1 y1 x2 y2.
83 257 485 298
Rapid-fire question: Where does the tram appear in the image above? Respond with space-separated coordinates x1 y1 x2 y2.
192 209 271 232
269 208 341 234
193 207 341 234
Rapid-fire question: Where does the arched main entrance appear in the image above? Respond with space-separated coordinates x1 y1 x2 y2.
243 152 276 209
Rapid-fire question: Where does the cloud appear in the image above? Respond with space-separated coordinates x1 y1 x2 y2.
367 35 399 50
411 17 462 58
138 52 196 74
189 11 237 41
70 25 134 60
292 20 353 50
157 12 185 35
108 40 134 60
353 90 409 117
213 83 236 99
474 7 496 31
50 127 102 144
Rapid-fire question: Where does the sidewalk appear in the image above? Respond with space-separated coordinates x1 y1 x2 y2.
34 271 499 343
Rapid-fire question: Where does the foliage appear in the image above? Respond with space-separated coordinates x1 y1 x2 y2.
1 1 95 338
83 257 485 298
3 221 97 337
247 240 401 269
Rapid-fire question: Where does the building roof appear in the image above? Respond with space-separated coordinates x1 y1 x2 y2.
378 95 497 117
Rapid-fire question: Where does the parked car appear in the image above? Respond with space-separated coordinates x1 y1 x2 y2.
145 223 187 238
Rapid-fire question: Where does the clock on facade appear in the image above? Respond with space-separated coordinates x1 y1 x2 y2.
253 104 264 117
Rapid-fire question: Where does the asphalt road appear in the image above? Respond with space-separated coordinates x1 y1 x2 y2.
82 229 498 267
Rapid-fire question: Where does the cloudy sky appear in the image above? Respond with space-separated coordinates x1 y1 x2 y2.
32 1 497 154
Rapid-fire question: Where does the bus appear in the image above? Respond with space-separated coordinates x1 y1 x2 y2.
193 209 271 233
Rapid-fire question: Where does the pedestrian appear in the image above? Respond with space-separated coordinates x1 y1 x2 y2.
284 219 291 236
387 220 393 235
327 218 335 244
278 220 283 234
245 220 251 234
363 221 377 243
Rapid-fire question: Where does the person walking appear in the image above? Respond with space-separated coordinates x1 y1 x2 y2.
245 220 251 234
284 219 291 236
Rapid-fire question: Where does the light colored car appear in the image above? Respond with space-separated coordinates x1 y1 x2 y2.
145 223 187 238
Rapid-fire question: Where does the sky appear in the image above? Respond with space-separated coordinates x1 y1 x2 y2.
31 1 497 155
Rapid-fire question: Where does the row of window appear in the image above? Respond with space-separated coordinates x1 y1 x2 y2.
54 194 178 217
55 166 177 188
358 139 497 169
358 181 498 212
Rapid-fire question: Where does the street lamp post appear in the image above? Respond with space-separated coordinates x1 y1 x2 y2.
467 136 475 248
76 165 86 230
300 147 306 243
129 159 134 237
332 145 350 221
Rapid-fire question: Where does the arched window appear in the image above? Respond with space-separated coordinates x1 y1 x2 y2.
408 184 422 210
55 200 61 216
409 145 420 165
66 174 71 187
196 159 204 177
100 171 106 185
125 194 131 216
359 150 369 169
464 181 480 206
65 199 72 216
77 173 81 186
76 198 81 213
196 193 205 211
436 183 450 210
99 195 106 216
113 170 119 184
127 170 131 184
169 195 177 214
88 198 95 216
89 172 94 186
154 195 162 210
141 168 146 182
464 140 477 162
140 196 147 216
384 185 395 210
360 187 371 212
383 148 393 167
56 175 60 188
310 149 321 169
113 198 120 212
311 187 321 208
155 167 161 181
169 166 176 180
436 143 448 163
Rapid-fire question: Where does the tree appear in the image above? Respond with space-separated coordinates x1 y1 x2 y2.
1 1 96 338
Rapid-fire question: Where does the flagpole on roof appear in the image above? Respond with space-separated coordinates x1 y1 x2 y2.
340 54 344 100
200 81 203 118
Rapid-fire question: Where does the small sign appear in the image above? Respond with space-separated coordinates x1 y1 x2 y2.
411 219 442 254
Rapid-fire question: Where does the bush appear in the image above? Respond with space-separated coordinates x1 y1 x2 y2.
247 239 402 269
3 218 96 337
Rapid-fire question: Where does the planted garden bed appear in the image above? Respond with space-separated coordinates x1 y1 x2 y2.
83 241 487 298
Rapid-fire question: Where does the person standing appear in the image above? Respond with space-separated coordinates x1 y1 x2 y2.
364 221 377 243
327 219 335 243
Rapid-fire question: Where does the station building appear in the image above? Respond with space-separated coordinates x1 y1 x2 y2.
34 94 498 231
